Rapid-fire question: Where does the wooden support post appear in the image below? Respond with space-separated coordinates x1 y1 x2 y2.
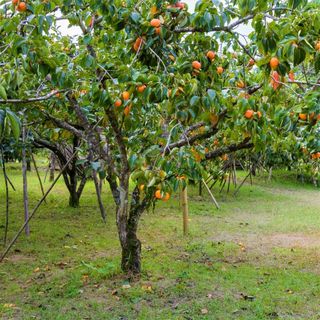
181 187 189 236
22 124 30 236
202 179 220 209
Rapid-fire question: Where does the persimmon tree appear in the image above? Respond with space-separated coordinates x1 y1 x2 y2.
0 0 319 274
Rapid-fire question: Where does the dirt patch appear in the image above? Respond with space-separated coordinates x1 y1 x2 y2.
211 232 320 251
4 253 34 263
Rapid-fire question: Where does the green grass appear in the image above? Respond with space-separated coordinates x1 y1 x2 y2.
0 162 320 319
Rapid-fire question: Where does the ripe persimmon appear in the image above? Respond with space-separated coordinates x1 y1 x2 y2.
248 58 255 66
175 2 185 9
150 18 161 28
237 80 245 88
192 61 201 70
299 113 307 121
17 1 27 11
256 111 262 118
269 57 279 69
315 41 320 51
244 109 254 119
137 85 146 93
216 66 224 74
124 105 131 116
133 37 144 52
155 190 162 199
122 91 130 100
288 71 294 82
206 51 215 61
114 99 122 107
270 71 280 90
162 192 170 201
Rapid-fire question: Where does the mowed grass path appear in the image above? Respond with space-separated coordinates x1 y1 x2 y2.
0 164 320 320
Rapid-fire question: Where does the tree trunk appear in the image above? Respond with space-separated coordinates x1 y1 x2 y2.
69 190 80 208
49 153 56 182
27 158 31 171
121 230 142 274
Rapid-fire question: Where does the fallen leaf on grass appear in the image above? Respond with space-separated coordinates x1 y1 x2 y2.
201 308 208 315
3 303 16 308
33 267 40 273
141 284 152 292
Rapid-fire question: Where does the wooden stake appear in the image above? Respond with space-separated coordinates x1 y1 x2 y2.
22 124 30 236
181 187 189 236
1 147 9 246
202 179 220 209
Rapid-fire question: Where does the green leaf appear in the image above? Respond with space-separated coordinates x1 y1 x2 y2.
293 47 306 66
190 96 200 107
6 110 21 141
0 85 7 100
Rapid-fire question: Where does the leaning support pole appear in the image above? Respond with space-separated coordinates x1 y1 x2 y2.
22 123 30 236
202 178 220 209
181 187 189 236
1 148 9 246
0 150 78 263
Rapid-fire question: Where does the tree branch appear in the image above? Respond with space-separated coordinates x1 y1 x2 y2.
205 137 254 160
0 90 68 104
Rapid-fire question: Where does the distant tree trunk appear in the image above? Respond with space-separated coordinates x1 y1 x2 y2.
26 158 31 172
49 153 56 182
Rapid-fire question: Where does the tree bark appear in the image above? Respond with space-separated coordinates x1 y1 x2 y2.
49 153 56 182
120 229 142 275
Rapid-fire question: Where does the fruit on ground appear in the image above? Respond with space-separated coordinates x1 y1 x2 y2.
256 111 262 118
217 66 224 74
114 99 122 107
155 27 161 35
269 57 279 69
192 61 201 70
244 109 254 119
206 51 215 61
315 41 320 51
122 91 130 100
150 19 161 27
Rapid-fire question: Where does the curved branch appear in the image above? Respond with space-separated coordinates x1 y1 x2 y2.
205 137 253 160
0 90 69 104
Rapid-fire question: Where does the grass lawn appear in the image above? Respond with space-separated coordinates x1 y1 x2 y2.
0 162 320 320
